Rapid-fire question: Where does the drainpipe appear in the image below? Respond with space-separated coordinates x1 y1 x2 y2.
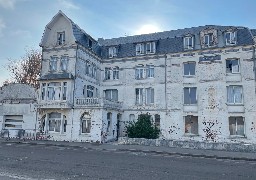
164 54 168 115
70 44 78 141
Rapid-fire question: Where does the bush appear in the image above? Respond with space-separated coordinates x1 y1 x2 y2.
126 114 160 139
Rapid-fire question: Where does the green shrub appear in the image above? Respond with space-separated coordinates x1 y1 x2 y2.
126 114 160 139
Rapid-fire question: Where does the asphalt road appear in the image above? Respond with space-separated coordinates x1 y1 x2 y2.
0 142 256 180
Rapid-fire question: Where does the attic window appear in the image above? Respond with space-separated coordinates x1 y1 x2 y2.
225 31 236 45
57 32 65 45
88 39 93 48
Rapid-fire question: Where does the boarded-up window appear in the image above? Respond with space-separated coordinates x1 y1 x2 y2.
229 117 244 136
4 115 23 129
185 116 198 135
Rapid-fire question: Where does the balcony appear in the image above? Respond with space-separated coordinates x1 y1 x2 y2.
75 98 123 110
36 100 72 109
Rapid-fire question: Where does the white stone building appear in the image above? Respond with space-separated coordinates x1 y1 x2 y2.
37 11 256 143
0 84 37 138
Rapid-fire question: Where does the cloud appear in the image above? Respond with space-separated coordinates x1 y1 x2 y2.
0 18 6 37
0 0 16 9
58 0 79 10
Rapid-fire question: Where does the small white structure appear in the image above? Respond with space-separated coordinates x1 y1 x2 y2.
0 84 37 138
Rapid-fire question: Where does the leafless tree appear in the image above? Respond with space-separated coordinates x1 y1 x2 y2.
5 48 41 88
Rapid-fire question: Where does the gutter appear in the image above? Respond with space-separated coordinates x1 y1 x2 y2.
164 54 168 114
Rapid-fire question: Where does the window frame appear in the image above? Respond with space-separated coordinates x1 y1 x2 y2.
184 36 194 50
49 57 57 72
204 33 214 47
104 89 118 101
104 67 111 80
227 85 243 104
184 87 197 105
113 67 119 80
183 62 196 76
225 31 236 45
109 47 117 58
41 82 67 101
184 115 199 135
48 112 61 133
146 87 154 105
57 32 65 45
60 56 68 71
135 88 144 105
145 42 156 54
146 65 154 78
229 116 245 137
226 59 240 74
136 43 144 55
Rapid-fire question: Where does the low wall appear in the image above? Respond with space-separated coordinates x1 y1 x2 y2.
118 137 256 152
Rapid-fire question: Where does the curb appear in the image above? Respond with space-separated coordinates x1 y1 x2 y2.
1 140 256 162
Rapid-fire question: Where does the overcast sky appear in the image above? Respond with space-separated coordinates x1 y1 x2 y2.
0 0 255 85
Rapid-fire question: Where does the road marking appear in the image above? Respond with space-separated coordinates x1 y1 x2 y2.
0 172 39 180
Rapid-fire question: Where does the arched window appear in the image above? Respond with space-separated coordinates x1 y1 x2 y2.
48 112 61 132
81 112 91 133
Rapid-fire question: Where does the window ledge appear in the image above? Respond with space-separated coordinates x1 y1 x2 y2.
226 103 244 106
183 75 196 78
226 73 240 75
183 104 197 106
228 135 246 139
80 133 91 137
184 133 199 137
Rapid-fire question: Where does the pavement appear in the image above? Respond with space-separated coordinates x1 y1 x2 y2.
1 138 256 161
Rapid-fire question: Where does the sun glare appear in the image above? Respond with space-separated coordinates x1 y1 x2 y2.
135 24 161 35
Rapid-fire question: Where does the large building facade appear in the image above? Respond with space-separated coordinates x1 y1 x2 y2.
37 11 256 143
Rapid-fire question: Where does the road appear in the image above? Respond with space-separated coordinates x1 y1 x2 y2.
0 142 255 180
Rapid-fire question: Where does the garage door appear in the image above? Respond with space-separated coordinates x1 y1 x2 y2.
4 115 23 129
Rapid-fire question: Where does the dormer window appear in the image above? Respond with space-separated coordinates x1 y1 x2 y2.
225 31 236 45
109 47 117 58
204 33 214 47
146 42 156 54
57 32 65 45
88 39 93 48
136 43 144 55
184 36 194 50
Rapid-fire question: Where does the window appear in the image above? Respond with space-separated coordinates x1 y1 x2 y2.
63 82 67 100
136 43 144 55
154 114 160 129
226 59 239 73
146 42 156 54
107 112 112 133
48 113 61 132
87 85 94 98
146 65 154 78
109 47 117 58
104 89 118 101
57 32 65 45
81 113 91 133
229 117 244 136
185 116 198 135
105 68 111 80
41 83 46 100
88 39 93 48
129 114 135 122
63 115 67 133
184 36 194 49
225 31 236 45
227 86 243 104
184 87 197 105
60 56 68 71
135 67 145 79
4 115 23 129
146 88 154 104
47 82 61 100
49 57 57 71
204 33 213 47
184 62 196 76
113 67 119 80
135 88 144 105
41 82 67 101
85 61 89 75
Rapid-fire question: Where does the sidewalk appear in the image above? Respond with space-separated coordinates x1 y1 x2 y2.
1 138 256 161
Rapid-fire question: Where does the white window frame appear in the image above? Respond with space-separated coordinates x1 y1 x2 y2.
204 34 214 47
57 32 65 45
146 88 154 105
227 85 243 104
135 88 144 105
49 57 57 71
135 67 145 79
109 47 117 58
229 116 245 136
184 36 194 49
226 59 240 74
146 65 154 78
136 43 144 55
60 56 68 71
105 67 111 80
113 67 119 80
184 87 197 105
104 89 118 101
184 62 196 76
41 82 67 101
146 42 156 54
225 31 236 45
48 113 61 133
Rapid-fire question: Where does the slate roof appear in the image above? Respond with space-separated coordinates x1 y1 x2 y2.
250 29 256 36
40 73 74 80
98 25 254 59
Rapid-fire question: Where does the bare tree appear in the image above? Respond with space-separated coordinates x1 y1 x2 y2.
6 48 41 88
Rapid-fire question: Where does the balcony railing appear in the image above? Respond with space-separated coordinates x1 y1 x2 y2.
75 98 122 109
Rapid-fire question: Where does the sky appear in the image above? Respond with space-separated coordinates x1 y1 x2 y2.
0 0 255 85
